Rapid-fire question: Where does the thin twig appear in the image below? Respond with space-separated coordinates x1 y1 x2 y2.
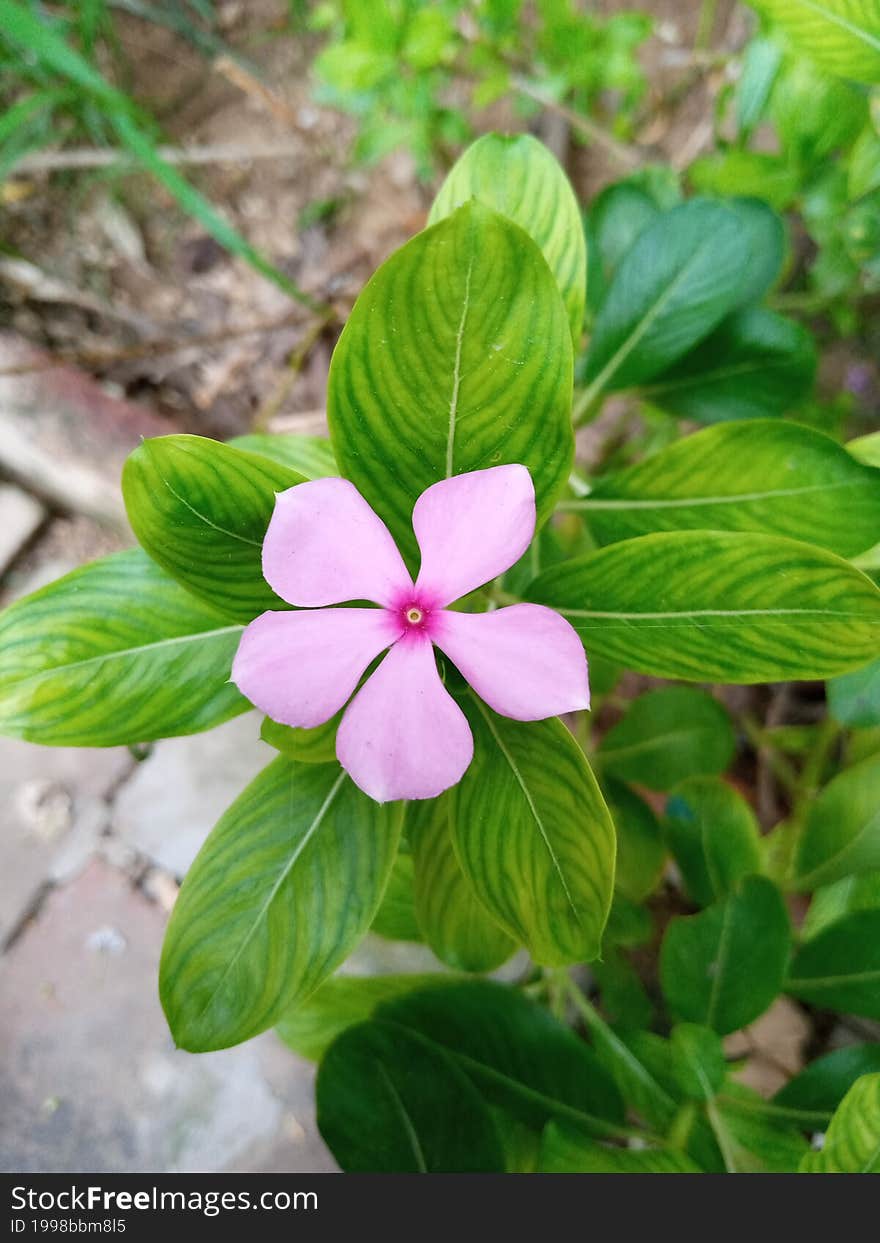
511 78 642 172
11 139 305 175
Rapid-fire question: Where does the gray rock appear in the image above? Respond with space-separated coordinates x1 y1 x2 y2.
0 483 45 575
0 858 335 1173
112 712 272 877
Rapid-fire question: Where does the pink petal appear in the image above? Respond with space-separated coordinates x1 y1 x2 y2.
336 635 473 802
263 478 412 607
231 608 403 729
433 604 590 721
413 465 536 607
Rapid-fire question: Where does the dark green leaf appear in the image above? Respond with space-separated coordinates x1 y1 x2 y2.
122 435 303 620
316 1019 504 1171
664 777 763 907
581 199 751 399
585 181 659 316
639 310 816 424
786 909 880 1018
598 688 735 791
159 757 403 1051
450 701 615 965
670 1024 727 1100
328 201 573 567
378 980 625 1136
660 876 791 1034
277 973 445 1062
429 132 587 342
802 872 880 941
0 550 246 746
775 1045 880 1119
604 779 666 903
408 796 515 972
727 197 787 308
792 753 880 890
526 531 880 683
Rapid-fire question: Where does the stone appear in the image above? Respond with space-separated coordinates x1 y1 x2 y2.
0 736 131 947
0 859 335 1173
112 712 272 877
0 483 45 575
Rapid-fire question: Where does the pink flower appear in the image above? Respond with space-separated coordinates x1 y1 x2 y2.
232 465 589 802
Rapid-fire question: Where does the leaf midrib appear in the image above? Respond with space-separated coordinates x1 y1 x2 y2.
376 1061 428 1173
599 726 710 764
793 800 880 891
189 769 347 1032
473 698 582 930
783 0 880 52
576 480 868 512
3 623 244 689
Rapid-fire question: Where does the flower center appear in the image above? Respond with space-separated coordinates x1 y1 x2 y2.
405 607 424 625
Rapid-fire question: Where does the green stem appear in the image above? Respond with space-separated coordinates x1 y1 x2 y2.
740 715 800 796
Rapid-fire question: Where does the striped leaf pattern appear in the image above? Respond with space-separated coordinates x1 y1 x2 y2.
449 700 615 965
429 132 586 343
0 549 246 746
800 1074 880 1172
228 432 337 479
745 0 880 82
539 1122 701 1173
159 756 403 1051
328 201 573 567
575 421 880 557
639 308 816 423
407 796 515 972
581 199 750 399
526 530 880 683
122 434 304 620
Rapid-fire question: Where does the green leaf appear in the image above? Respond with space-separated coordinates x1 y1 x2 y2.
159 757 402 1051
660 876 791 1034
800 1074 880 1172
450 701 616 965
727 197 787 309
638 310 816 424
578 423 879 558
689 151 799 211
377 980 625 1136
584 181 659 316
328 201 573 567
276 973 444 1062
598 688 735 792
670 1024 727 1100
736 35 785 137
744 0 880 83
712 1083 810 1171
802 871 880 940
604 779 666 903
849 125 880 199
829 656 880 727
0 550 246 746
776 1045 880 1119
786 909 880 1018
526 530 880 683
407 796 515 972
316 1019 505 1172
792 753 880 890
227 433 337 479
580 199 751 400
592 949 655 1028
664 777 763 907
429 133 586 342
538 1122 701 1172
260 712 340 763
122 435 303 620
370 845 423 942
772 55 869 160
